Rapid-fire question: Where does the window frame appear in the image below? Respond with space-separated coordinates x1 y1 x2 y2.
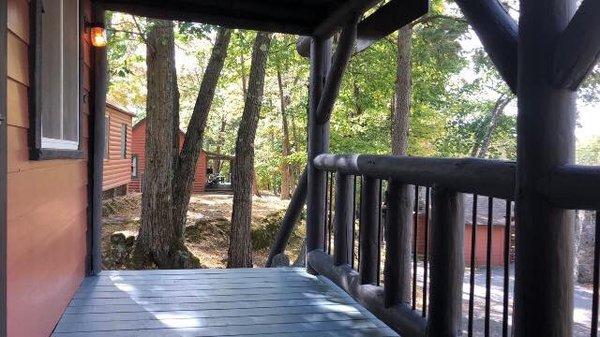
29 0 84 160
131 154 138 179
104 115 110 160
120 123 127 159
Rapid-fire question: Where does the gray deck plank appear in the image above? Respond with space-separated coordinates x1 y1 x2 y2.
53 268 399 336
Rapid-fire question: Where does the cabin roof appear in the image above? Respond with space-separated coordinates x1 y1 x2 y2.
98 0 350 35
106 101 137 118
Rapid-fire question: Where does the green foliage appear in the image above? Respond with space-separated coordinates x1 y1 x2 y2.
105 2 598 194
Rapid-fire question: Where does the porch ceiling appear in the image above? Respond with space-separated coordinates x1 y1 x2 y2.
97 0 355 35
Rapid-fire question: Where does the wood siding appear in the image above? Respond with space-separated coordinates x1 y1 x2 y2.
102 104 132 192
6 0 92 336
129 120 207 194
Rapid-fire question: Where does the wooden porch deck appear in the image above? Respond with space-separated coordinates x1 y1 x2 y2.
52 268 398 337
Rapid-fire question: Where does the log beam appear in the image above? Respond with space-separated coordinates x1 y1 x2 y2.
513 0 577 333
297 0 428 57
265 168 308 267
354 0 428 52
306 37 332 256
454 0 518 93
552 0 600 90
311 0 380 38
316 18 358 125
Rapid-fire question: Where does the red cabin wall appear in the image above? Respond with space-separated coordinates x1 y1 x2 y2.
129 120 207 194
415 214 507 267
6 0 93 335
103 104 133 192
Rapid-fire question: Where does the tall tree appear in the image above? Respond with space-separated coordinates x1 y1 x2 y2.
172 28 232 238
391 25 413 156
133 20 182 267
228 32 273 268
277 65 293 199
133 24 232 268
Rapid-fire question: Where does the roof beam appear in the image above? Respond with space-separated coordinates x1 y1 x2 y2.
316 17 359 125
552 0 600 90
297 0 428 57
312 0 381 38
454 0 518 93
99 0 317 35
354 0 428 52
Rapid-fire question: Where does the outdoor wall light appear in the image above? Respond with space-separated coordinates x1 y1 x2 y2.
89 24 107 47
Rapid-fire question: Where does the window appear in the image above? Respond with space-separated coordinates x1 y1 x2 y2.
120 124 127 159
104 116 109 159
131 154 137 178
30 0 82 159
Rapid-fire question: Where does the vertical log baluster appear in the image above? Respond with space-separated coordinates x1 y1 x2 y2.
427 186 465 336
591 211 600 337
384 180 414 307
412 186 419 310
485 197 494 337
359 176 381 285
423 187 430 317
377 180 384 286
328 172 335 254
502 200 512 337
351 175 358 269
333 173 353 266
468 194 478 337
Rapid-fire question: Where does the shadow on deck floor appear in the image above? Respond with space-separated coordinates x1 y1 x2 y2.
53 268 398 336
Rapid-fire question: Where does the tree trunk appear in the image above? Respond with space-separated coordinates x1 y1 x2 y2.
277 66 293 199
389 25 414 303
228 32 272 268
474 95 512 158
134 20 181 268
391 26 412 156
172 28 232 238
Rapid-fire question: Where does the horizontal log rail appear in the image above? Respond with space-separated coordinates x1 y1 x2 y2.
546 164 600 210
314 153 516 199
309 250 427 337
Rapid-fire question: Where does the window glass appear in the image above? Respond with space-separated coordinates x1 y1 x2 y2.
39 0 80 150
120 124 127 159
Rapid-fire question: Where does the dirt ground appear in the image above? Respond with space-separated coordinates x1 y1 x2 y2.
102 192 304 269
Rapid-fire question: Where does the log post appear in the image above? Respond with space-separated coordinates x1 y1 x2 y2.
426 186 464 336
306 37 331 256
384 180 414 307
333 173 353 266
513 0 577 335
359 176 381 285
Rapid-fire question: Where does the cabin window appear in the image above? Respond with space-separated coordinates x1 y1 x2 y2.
104 116 110 159
30 0 82 159
131 155 138 178
120 124 127 159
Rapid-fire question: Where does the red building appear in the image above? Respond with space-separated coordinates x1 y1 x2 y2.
128 118 207 194
415 194 513 267
102 102 134 197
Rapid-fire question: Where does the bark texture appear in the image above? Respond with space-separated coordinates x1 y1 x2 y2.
228 32 273 268
172 28 232 238
277 66 293 199
134 20 184 268
391 26 412 156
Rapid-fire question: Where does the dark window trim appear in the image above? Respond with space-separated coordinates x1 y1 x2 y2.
28 0 85 160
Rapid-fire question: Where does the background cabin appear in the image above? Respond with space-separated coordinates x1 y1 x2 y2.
102 102 134 198
129 118 207 194
415 195 512 267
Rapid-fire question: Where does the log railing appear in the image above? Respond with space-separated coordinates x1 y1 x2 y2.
307 153 600 337
268 153 600 336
